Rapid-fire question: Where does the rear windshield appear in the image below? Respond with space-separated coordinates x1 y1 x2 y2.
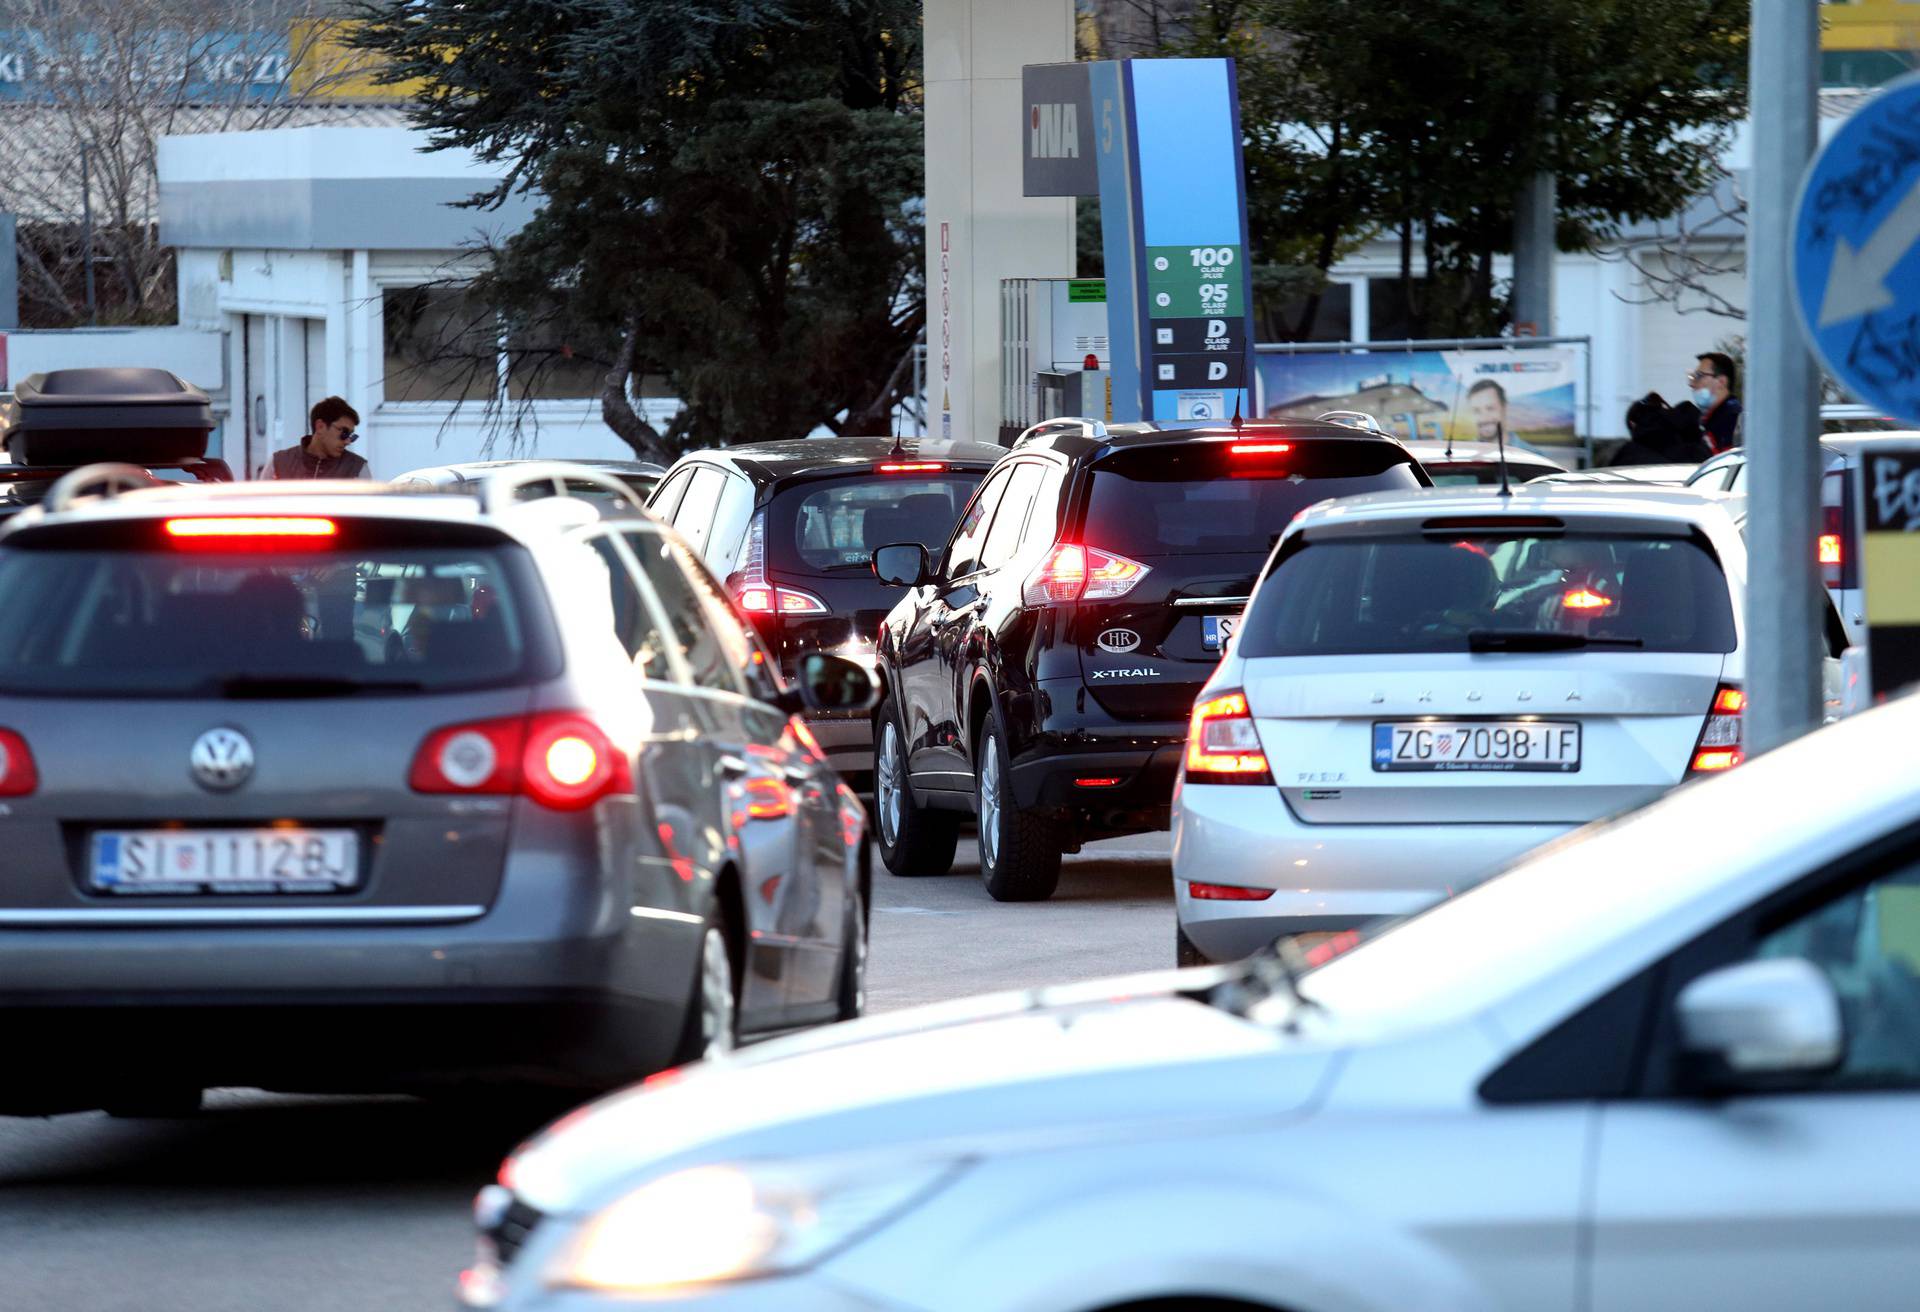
771 473 984 574
1081 442 1424 556
1239 533 1736 657
0 544 547 696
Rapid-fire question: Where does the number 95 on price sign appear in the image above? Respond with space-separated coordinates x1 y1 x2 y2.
1146 245 1244 319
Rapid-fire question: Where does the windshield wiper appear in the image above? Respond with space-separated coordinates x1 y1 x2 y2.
1466 629 1644 652
214 675 428 699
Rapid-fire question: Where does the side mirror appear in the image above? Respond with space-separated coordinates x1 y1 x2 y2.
871 542 931 588
789 653 876 715
1676 957 1843 1092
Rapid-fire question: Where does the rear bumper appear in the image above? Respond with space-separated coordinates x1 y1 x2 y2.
0 860 706 1100
1008 739 1185 831
1173 780 1573 962
806 709 874 779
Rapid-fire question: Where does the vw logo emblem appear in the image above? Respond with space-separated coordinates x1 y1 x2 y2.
189 728 255 792
1096 628 1142 654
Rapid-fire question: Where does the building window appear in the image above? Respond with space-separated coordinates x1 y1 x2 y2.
383 286 612 403
382 287 498 403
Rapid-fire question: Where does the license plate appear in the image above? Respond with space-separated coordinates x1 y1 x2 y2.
1371 721 1580 773
1202 614 1238 653
89 829 360 894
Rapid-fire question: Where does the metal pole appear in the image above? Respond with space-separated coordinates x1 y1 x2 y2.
1511 94 1557 338
1746 0 1822 754
0 213 18 331
80 144 97 327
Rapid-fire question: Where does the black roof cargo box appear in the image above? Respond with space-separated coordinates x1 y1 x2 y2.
2 368 213 467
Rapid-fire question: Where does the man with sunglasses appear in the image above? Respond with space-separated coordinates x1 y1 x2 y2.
267 397 370 479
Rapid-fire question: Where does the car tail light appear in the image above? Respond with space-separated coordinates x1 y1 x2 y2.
1022 543 1150 605
727 512 828 617
0 728 37 797
1820 503 1845 588
411 712 630 811
1228 442 1291 456
165 516 338 546
1073 775 1122 788
1688 682 1744 775
1188 881 1275 901
875 461 945 473
1185 690 1272 784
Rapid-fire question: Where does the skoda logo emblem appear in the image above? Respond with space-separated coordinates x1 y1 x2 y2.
1096 628 1142 654
190 728 255 792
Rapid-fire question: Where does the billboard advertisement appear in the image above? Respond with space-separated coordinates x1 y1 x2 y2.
1256 347 1581 446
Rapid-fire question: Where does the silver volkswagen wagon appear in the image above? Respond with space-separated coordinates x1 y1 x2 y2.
0 464 872 1115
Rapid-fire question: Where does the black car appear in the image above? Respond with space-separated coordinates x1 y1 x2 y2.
868 418 1432 901
648 437 1001 783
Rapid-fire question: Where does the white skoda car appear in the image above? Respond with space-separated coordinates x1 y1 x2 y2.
462 694 1920 1311
1174 486 1772 964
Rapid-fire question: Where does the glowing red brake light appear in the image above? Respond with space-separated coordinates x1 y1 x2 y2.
1022 542 1149 605
875 462 945 473
1561 588 1613 610
1817 534 1842 566
0 728 38 797
1688 682 1744 776
165 516 337 544
410 712 629 811
1185 690 1271 784
1229 442 1291 456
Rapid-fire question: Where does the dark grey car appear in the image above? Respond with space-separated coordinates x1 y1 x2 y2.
0 464 871 1115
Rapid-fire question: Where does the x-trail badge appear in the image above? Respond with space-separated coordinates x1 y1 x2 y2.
1096 628 1142 654
190 727 254 791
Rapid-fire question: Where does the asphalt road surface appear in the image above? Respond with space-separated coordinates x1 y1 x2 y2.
0 832 1173 1312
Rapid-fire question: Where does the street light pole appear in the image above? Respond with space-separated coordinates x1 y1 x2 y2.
80 143 97 327
1745 0 1823 755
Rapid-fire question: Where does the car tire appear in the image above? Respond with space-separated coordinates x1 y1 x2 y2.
873 697 960 877
835 884 868 1022
1176 923 1210 967
673 913 739 1065
975 719 1062 902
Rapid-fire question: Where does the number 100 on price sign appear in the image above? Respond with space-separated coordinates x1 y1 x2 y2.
1146 244 1243 319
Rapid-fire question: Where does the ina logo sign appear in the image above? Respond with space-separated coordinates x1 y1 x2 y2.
1030 103 1080 159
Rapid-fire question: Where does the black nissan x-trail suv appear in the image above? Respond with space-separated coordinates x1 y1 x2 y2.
869 418 1431 901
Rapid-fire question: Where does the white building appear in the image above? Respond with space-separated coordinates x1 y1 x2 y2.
157 125 664 479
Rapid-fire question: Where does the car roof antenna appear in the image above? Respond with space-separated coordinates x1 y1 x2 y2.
1495 421 1513 499
1230 390 1244 433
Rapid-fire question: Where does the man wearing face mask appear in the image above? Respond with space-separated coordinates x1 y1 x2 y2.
267 397 370 479
1688 352 1742 453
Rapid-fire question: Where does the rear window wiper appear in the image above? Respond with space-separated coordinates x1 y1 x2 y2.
1467 630 1644 652
214 675 430 698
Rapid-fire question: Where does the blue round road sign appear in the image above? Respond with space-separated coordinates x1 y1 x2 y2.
1795 72 1920 423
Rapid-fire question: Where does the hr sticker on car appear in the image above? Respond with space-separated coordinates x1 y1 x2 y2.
1096 628 1142 653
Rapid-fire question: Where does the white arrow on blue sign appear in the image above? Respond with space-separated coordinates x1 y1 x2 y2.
1795 73 1920 423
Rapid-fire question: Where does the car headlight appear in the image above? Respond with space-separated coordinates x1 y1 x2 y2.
544 1156 966 1294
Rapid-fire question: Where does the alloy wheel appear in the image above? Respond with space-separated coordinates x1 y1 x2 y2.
877 721 904 847
699 926 737 1061
979 737 1001 870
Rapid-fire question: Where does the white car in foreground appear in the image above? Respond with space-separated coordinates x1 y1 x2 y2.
1175 485 1770 964
462 695 1920 1312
